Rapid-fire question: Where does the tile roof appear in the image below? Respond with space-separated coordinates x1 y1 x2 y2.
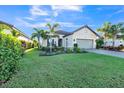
55 30 72 35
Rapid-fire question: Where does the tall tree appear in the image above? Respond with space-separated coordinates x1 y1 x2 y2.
31 28 47 49
46 23 59 52
97 22 111 46
109 22 124 47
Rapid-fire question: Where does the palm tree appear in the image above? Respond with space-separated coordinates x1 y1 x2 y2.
109 22 124 47
46 23 59 52
31 28 47 49
46 23 59 33
97 22 111 46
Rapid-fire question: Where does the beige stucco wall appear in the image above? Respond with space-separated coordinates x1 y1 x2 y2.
18 36 33 43
63 35 73 48
73 27 98 48
63 27 98 48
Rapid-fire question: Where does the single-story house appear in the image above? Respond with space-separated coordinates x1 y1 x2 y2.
0 21 33 43
41 25 100 49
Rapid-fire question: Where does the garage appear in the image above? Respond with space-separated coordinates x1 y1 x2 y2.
77 39 93 49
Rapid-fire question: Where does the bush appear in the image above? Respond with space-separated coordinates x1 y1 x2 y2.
96 38 104 49
73 47 81 53
20 40 33 49
103 45 124 51
40 46 64 53
76 48 81 53
0 32 22 82
66 48 73 53
56 47 64 52
81 49 88 53
117 45 124 50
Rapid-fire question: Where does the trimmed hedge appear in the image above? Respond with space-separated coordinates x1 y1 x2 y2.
96 38 104 49
103 45 124 51
0 32 22 82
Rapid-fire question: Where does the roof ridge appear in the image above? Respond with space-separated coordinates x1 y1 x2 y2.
64 25 100 37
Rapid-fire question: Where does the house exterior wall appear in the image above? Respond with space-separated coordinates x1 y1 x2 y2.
18 36 33 43
41 34 65 47
105 39 124 47
63 28 98 48
63 35 73 48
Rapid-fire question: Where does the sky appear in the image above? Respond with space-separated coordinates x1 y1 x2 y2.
0 5 124 37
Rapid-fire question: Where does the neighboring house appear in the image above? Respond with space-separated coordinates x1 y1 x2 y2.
0 21 32 43
42 25 100 49
105 34 124 47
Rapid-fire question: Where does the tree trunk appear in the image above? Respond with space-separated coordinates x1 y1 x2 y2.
112 36 116 50
38 36 41 49
104 33 107 47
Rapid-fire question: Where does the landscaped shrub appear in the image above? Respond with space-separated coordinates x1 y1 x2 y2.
117 45 124 51
66 48 73 53
0 32 22 83
20 40 33 49
105 45 124 51
26 42 33 49
75 48 81 53
96 38 104 49
81 49 88 53
56 47 64 52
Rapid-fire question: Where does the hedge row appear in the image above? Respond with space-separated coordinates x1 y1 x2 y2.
0 32 23 83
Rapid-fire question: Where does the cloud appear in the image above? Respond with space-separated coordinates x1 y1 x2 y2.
16 17 82 29
30 6 48 16
24 17 35 21
107 8 124 18
114 8 124 14
44 18 53 22
16 18 46 28
51 5 82 11
51 5 83 17
57 21 81 28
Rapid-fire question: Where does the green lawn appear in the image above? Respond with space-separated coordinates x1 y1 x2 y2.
1 48 124 88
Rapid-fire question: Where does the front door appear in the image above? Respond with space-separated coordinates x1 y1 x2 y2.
58 39 62 47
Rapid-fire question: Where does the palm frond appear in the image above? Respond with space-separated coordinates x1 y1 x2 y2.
46 23 52 30
31 32 38 39
51 23 59 32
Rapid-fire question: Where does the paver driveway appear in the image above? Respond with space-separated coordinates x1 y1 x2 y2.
87 49 124 58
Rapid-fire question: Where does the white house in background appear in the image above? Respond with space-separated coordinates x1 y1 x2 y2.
42 25 100 49
0 21 32 43
105 34 124 47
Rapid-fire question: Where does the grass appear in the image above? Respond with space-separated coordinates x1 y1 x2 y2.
1 48 124 88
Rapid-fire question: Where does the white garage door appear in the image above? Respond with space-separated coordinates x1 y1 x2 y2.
77 39 93 49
